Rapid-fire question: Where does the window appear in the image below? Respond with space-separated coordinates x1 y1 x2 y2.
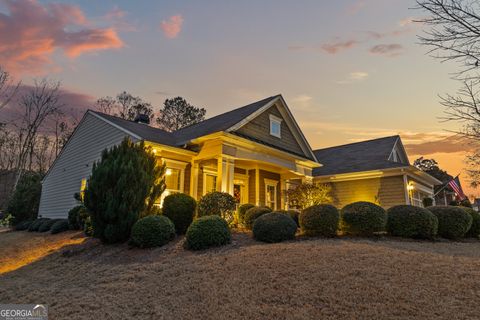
165 167 181 192
269 114 282 138
158 160 186 206
204 173 217 194
264 179 278 210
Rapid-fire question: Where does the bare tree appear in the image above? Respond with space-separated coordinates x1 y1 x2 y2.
417 0 480 187
0 66 20 111
94 91 154 121
416 0 480 81
13 80 64 185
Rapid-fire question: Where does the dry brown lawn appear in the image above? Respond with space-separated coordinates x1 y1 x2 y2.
1 230 480 319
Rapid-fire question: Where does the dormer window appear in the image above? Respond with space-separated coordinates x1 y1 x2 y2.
269 114 282 138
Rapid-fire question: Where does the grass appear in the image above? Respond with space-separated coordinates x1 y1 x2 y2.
1 230 480 319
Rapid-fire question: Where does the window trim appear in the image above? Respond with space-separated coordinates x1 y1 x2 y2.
264 178 279 210
269 114 282 138
158 158 187 206
203 168 218 195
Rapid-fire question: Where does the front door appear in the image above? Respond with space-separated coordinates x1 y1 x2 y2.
233 176 248 205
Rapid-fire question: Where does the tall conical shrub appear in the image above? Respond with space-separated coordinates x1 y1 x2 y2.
84 138 166 243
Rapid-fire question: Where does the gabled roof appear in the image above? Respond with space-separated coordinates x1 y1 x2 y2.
313 135 407 176
90 94 317 161
89 111 176 146
173 95 280 144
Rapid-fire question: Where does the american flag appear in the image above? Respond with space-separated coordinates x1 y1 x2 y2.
448 176 466 200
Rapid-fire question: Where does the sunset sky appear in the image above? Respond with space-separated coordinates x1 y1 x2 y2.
0 0 476 196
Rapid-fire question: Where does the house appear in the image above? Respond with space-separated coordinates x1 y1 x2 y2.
38 95 440 218
313 136 441 209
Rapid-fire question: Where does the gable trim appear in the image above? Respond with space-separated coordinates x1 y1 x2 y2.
225 95 317 162
389 136 409 165
89 111 143 140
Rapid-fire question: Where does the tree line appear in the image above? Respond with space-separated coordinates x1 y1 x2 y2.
0 65 206 207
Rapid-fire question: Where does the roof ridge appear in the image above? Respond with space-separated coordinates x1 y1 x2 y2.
89 110 174 135
173 94 280 134
313 135 400 152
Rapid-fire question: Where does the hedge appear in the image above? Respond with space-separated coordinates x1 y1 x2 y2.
130 215 176 248
462 207 480 238
243 206 272 230
252 212 297 243
238 204 255 225
299 204 339 237
340 202 387 236
162 193 196 234
185 216 231 250
427 205 472 239
28 218 50 232
51 219 70 234
38 219 61 232
386 205 438 239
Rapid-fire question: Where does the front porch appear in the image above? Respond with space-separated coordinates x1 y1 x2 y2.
148 132 319 210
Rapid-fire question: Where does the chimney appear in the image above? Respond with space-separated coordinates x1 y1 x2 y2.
134 114 150 125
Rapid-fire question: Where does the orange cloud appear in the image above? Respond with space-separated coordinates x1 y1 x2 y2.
160 15 184 39
0 0 124 75
404 135 476 156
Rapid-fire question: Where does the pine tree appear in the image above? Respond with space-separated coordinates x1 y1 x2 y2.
83 138 166 243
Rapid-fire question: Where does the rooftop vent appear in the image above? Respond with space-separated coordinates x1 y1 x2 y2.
134 114 150 125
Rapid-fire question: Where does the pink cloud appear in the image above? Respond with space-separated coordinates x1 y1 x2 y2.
160 15 184 39
321 40 358 54
0 0 124 76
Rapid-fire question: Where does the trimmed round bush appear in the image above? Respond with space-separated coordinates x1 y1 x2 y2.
340 201 387 236
427 205 472 239
462 207 480 238
197 192 237 225
186 215 231 250
238 204 255 224
386 205 438 239
28 218 49 232
299 204 339 237
38 219 60 232
252 212 297 243
277 209 301 227
68 205 89 230
243 206 272 230
15 220 34 231
51 219 70 234
162 193 196 234
130 215 175 248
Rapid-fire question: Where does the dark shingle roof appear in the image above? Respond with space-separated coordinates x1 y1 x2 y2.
172 95 280 144
313 135 407 176
90 95 280 147
90 111 177 146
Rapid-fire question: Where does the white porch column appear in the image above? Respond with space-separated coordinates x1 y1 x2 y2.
191 161 199 199
217 157 229 193
227 159 235 195
280 178 288 210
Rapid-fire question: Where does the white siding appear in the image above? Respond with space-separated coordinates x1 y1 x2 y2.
39 113 137 218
